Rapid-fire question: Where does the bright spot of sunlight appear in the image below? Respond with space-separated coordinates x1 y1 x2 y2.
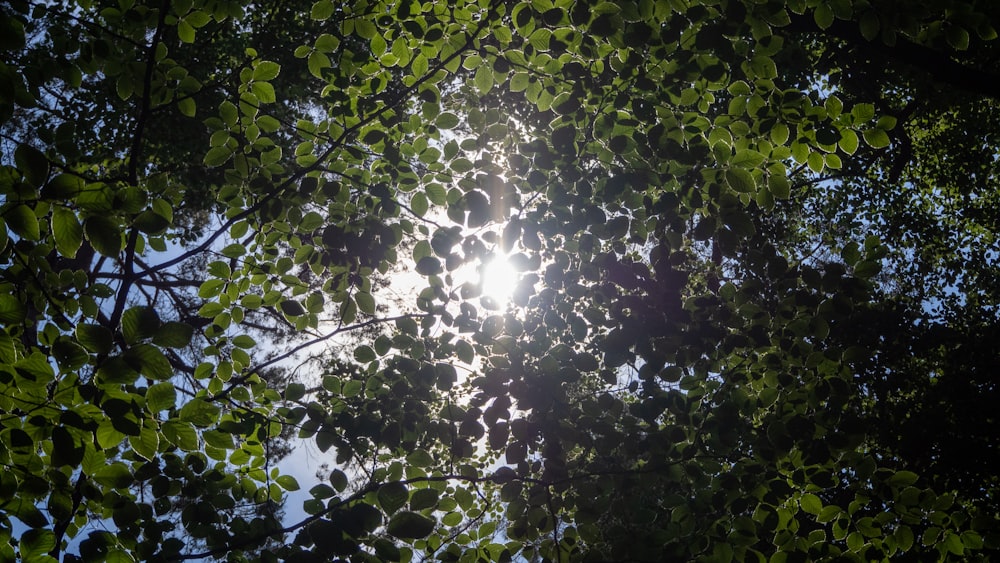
481 255 519 304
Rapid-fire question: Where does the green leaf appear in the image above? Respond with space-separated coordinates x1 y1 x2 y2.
177 96 196 117
280 299 305 316
0 295 26 324
859 11 879 41
418 147 441 165
329 469 349 492
19 529 55 559
814 4 834 29
817 505 842 523
854 260 881 278
474 65 493 95
406 449 434 467
75 182 113 211
117 76 133 100
162 420 199 450
851 103 875 123
145 382 176 412
839 129 860 154
179 398 220 427
3 498 48 528
386 511 436 539
896 525 914 551
6 204 40 240
201 430 230 450
862 128 891 149
93 462 134 489
51 207 83 258
232 334 256 348
204 146 232 167
416 256 442 275
177 20 195 43
221 243 245 258
284 382 306 402
510 72 530 92
153 321 194 348
378 482 409 514
725 168 756 193
770 123 790 145
410 192 428 217
15 144 49 187
315 33 339 53
124 344 173 380
768 175 791 199
426 183 447 205
411 53 429 77
85 215 123 256
16 352 54 380
357 19 377 40
842 241 862 265
77 324 114 354
731 149 765 167
943 532 964 555
807 151 825 173
129 428 158 461
410 488 439 510
276 475 300 491
354 345 376 363
254 61 281 81
122 306 160 345
800 493 822 515
888 470 919 487
52 338 89 371
252 81 276 104
311 0 334 19
962 530 984 551
340 298 357 324
308 51 330 78
134 209 170 234
356 292 376 315
435 112 460 129
946 25 970 50
341 379 364 397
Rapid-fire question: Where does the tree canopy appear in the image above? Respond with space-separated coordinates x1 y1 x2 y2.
3 0 1000 560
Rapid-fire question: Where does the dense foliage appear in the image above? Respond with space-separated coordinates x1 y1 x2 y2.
2 0 1000 560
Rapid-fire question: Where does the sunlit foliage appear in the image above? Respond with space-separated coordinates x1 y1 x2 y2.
2 0 1000 560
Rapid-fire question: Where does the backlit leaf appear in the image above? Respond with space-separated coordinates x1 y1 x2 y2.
162 421 198 450
51 207 83 258
862 128 891 149
145 382 176 412
725 168 756 193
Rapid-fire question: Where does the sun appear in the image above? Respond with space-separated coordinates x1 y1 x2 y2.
480 255 519 305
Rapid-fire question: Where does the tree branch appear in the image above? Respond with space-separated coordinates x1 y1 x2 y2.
208 313 429 402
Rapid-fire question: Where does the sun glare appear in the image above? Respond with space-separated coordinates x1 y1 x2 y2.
481 255 519 304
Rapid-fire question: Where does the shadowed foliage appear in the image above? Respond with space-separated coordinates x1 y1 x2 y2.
2 0 1000 561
